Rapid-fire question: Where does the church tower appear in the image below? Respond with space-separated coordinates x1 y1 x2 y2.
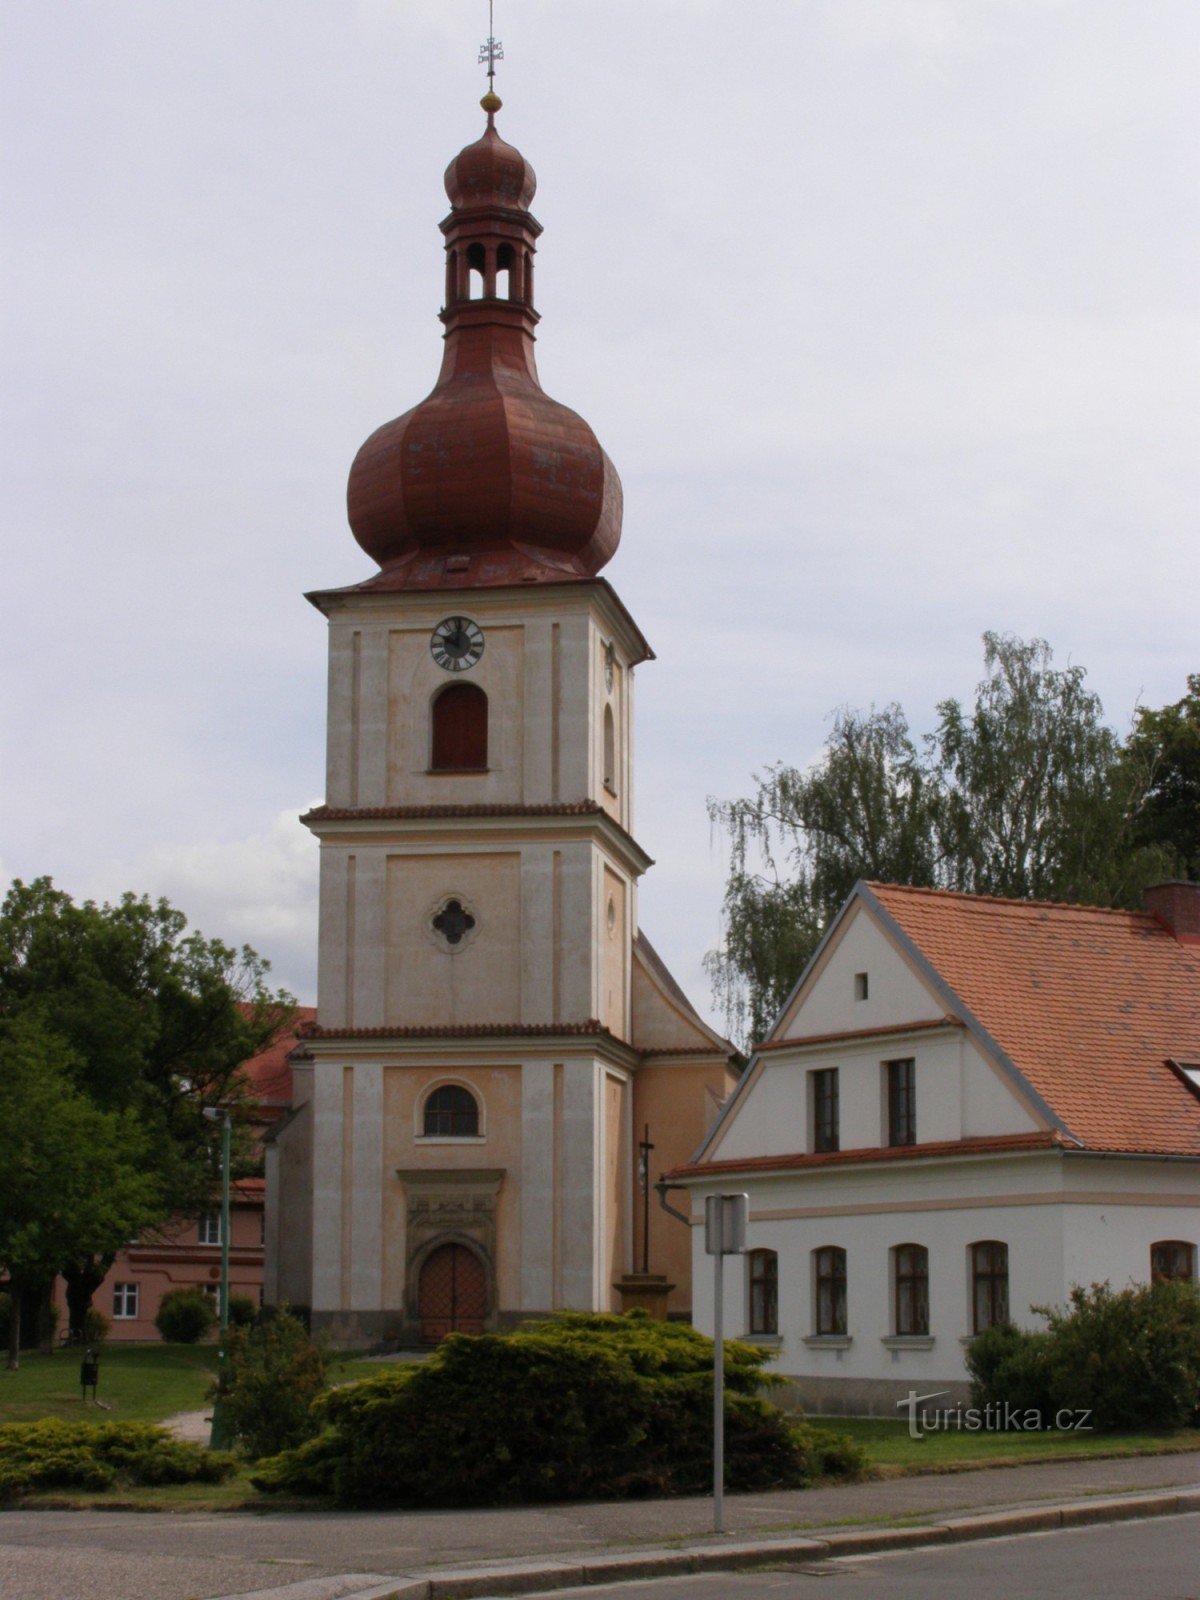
266 91 736 1344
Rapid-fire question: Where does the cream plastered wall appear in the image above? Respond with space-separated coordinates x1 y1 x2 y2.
773 902 944 1041
320 587 639 822
633 1061 737 1313
316 836 634 1029
601 867 628 1038
385 852 521 1026
689 1153 1200 1385
604 1071 630 1308
711 1029 1040 1164
382 1063 525 1312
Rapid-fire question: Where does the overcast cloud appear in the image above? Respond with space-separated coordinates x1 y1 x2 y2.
2 1 1197 1024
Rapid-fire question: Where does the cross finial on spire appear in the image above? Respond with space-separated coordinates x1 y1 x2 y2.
478 0 503 87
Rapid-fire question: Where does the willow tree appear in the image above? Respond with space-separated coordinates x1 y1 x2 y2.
707 634 1173 1050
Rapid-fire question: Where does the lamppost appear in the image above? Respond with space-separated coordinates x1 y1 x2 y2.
202 1106 232 1450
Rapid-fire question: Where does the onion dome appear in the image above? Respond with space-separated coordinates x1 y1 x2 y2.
347 95 623 590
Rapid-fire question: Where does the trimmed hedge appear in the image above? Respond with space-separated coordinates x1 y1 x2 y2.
967 1280 1200 1431
253 1311 866 1507
0 1419 236 1503
154 1287 215 1344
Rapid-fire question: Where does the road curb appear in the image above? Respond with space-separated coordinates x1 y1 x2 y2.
379 1487 1200 1599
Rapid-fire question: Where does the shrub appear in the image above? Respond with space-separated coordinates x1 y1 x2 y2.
967 1281 1200 1432
154 1287 215 1344
213 1308 329 1459
227 1294 258 1329
253 1311 867 1507
0 1419 235 1503
1041 1281 1200 1431
82 1307 110 1344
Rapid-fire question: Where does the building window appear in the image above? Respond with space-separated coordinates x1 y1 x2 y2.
812 1068 839 1153
432 898 477 948
971 1241 1010 1332
886 1059 916 1146
814 1246 847 1336
854 972 869 1001
748 1249 778 1335
893 1244 929 1335
198 1213 222 1246
1151 1240 1196 1283
431 683 488 771
112 1283 139 1320
423 1084 480 1138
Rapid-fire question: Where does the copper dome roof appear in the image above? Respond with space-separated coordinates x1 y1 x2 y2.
346 100 623 590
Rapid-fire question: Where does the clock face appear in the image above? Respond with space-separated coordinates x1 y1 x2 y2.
431 616 485 672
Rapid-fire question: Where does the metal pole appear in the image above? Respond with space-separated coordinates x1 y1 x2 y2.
713 1247 724 1534
219 1111 231 1332
209 1111 233 1451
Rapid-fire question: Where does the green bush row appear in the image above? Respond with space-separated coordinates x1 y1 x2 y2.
0 1419 236 1503
253 1311 867 1507
967 1280 1200 1431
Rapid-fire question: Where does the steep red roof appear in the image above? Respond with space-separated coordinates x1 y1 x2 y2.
864 883 1200 1157
240 1006 317 1108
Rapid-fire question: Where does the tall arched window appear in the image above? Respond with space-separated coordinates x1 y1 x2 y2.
466 241 485 299
496 242 514 300
603 704 616 793
431 683 488 771
423 1084 480 1138
970 1241 1009 1332
748 1249 778 1336
813 1246 847 1335
893 1244 929 1336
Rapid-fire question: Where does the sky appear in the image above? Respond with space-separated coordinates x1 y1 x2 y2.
3 1 1198 1029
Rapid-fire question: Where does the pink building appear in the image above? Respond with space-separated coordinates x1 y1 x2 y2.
54 1008 313 1342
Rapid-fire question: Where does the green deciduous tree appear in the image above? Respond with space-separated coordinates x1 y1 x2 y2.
0 879 293 1340
707 635 1189 1048
0 1018 161 1368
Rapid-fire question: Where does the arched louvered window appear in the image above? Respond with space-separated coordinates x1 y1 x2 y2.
431 683 488 771
970 1241 1009 1332
814 1246 847 1335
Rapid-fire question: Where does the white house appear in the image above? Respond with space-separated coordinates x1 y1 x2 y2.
671 880 1200 1413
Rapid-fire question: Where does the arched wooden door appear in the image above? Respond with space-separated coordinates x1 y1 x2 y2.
417 1242 487 1343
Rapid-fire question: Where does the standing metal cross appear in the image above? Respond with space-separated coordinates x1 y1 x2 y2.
478 0 503 85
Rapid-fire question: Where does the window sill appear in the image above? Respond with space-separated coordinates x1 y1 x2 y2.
744 1332 782 1346
416 1135 487 1145
881 1335 935 1351
803 1334 852 1349
426 767 490 776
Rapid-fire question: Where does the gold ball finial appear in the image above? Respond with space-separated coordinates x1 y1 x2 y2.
481 90 502 115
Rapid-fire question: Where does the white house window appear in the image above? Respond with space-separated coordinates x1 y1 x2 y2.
893 1243 929 1335
854 972 869 1001
1151 1240 1196 1283
886 1059 916 1146
814 1246 847 1336
811 1068 839 1153
112 1282 139 1320
971 1241 1009 1331
198 1213 222 1246
747 1249 778 1336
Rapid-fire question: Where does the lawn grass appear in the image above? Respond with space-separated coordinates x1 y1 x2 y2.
824 1414 1200 1471
0 1343 219 1427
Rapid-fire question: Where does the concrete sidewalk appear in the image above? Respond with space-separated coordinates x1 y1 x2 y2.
2 1449 1198 1600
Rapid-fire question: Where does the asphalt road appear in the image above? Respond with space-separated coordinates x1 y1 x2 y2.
530 1514 1200 1600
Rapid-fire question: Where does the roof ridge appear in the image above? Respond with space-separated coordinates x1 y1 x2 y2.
866 881 1153 919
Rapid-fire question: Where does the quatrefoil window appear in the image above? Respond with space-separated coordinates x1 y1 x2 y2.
432 899 476 947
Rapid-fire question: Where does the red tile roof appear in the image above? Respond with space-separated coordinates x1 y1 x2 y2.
240 1006 317 1107
670 1129 1070 1181
863 883 1200 1158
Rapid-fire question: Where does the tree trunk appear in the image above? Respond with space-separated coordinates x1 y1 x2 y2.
63 1256 115 1341
7 1285 20 1372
